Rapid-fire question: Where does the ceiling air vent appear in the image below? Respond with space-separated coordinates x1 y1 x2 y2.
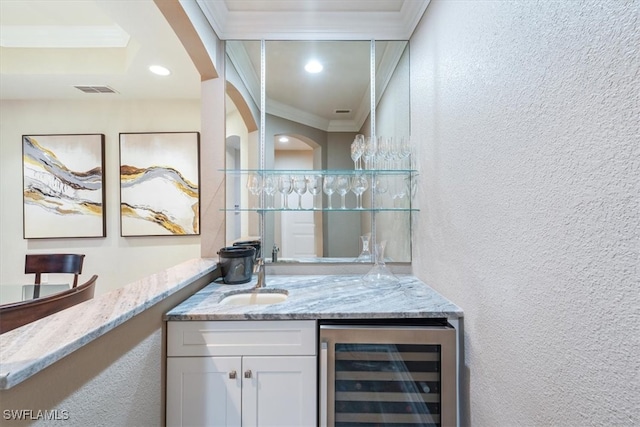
334 109 351 114
74 85 118 94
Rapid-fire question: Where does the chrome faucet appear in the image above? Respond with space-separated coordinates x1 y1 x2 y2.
272 244 280 263
254 258 266 288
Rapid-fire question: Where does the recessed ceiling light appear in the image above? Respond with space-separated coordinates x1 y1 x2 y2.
304 60 323 73
279 136 290 143
149 65 171 76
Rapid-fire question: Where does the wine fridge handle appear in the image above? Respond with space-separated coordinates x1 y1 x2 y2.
320 341 328 427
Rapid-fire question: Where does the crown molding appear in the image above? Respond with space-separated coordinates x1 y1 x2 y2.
196 0 429 40
267 98 330 131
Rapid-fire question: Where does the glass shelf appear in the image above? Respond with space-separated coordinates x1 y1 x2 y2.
221 207 418 212
222 168 419 212
221 168 418 175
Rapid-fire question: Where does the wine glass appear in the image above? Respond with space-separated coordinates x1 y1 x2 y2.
292 175 307 209
391 173 408 208
350 134 365 170
363 136 377 169
246 173 262 208
378 136 392 170
372 174 388 208
262 175 277 209
322 175 336 209
306 174 323 209
351 174 368 209
399 136 412 169
335 175 351 209
277 174 293 209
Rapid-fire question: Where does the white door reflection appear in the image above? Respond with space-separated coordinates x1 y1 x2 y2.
274 135 322 259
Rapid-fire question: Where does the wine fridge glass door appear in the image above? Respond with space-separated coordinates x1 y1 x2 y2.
319 324 457 427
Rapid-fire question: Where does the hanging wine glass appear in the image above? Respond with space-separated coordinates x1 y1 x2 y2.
351 174 368 209
262 175 277 209
322 175 336 209
277 174 293 209
335 175 351 209
292 175 307 209
306 174 323 209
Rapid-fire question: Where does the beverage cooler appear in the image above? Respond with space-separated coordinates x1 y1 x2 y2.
319 320 457 427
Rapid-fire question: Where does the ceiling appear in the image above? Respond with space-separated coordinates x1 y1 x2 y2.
0 0 428 107
0 0 201 100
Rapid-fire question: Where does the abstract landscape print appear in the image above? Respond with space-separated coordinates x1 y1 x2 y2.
22 134 106 239
119 132 200 236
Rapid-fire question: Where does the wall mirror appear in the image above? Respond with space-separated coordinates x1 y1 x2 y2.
225 40 412 263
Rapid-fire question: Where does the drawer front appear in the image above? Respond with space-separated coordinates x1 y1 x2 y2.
167 320 316 357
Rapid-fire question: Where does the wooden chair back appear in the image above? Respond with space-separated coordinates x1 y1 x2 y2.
0 274 97 334
25 254 85 298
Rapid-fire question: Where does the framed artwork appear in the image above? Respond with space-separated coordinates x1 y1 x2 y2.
22 134 106 239
119 132 200 236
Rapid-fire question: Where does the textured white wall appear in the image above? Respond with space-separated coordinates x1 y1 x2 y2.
410 1 639 425
0 100 202 295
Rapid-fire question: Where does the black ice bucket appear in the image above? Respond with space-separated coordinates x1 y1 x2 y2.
217 246 256 284
232 240 261 262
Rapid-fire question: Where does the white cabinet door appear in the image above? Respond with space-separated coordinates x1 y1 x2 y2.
241 356 317 427
167 356 242 427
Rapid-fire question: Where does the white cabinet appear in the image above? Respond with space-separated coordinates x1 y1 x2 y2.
166 320 317 427
167 356 241 426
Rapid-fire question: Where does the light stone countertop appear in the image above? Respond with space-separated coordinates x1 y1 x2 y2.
0 258 217 390
165 274 463 321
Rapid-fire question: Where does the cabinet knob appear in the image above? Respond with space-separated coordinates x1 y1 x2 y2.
229 370 237 379
244 369 252 379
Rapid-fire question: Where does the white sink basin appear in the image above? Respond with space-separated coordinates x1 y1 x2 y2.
220 290 288 306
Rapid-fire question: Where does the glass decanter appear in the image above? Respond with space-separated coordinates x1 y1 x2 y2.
354 234 372 262
363 241 399 286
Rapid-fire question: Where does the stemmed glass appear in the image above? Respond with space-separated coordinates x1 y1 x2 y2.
399 136 412 169
292 175 307 209
372 174 388 208
350 134 365 170
246 173 262 208
378 136 393 169
391 173 408 208
363 136 377 169
351 174 368 209
277 174 293 209
335 175 351 209
262 175 277 209
322 175 336 209
306 174 323 209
